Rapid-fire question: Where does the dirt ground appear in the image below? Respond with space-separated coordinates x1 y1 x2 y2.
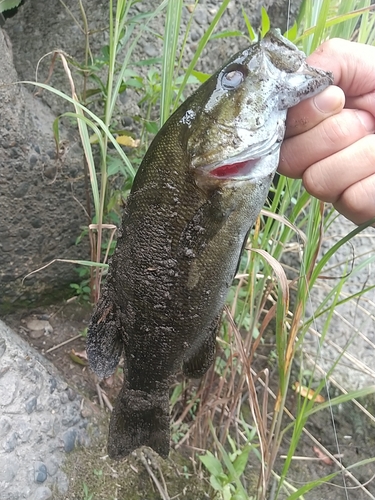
4 301 375 500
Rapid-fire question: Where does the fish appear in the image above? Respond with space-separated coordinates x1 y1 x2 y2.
87 29 333 460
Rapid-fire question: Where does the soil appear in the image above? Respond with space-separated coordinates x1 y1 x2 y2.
4 301 375 499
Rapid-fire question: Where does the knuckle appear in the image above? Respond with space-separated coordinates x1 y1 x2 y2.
358 134 375 166
321 114 351 147
302 165 333 202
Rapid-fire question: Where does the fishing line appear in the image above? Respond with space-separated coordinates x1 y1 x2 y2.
283 2 349 497
294 203 349 498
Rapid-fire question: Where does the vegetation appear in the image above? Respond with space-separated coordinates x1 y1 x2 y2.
24 0 375 498
0 0 22 15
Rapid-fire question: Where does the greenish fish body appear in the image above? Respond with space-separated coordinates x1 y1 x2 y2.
87 30 332 459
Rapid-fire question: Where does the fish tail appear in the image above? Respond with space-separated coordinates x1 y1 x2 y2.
108 385 170 459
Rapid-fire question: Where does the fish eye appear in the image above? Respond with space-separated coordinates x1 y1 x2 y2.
221 64 247 90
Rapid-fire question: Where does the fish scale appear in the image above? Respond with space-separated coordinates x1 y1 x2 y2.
87 29 333 459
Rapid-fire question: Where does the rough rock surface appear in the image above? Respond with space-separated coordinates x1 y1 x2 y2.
0 27 88 313
0 319 93 499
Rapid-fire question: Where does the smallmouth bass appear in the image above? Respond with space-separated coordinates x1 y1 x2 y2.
87 30 332 459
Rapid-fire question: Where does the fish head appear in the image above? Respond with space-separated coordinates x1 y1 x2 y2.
182 29 333 190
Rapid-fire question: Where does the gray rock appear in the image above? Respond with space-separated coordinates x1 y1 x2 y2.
25 396 38 414
31 486 53 500
0 28 87 312
62 428 77 453
60 391 69 404
0 369 18 406
0 416 12 437
66 388 76 401
16 421 33 443
44 456 60 477
61 404 82 427
0 338 6 357
3 431 18 452
0 320 93 498
34 462 48 483
56 470 69 495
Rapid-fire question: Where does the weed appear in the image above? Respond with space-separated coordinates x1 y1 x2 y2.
0 0 22 15
82 482 94 500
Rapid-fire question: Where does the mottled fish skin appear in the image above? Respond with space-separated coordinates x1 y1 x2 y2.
87 29 333 460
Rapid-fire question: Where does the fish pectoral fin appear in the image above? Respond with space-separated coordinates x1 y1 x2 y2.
178 190 234 258
182 312 221 378
86 294 124 380
108 386 170 459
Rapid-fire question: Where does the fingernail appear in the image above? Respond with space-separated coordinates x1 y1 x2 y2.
314 86 343 113
355 110 375 132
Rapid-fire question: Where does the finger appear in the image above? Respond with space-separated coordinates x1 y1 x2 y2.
279 109 375 178
307 38 375 98
334 173 375 226
285 85 345 139
302 133 375 203
346 92 375 118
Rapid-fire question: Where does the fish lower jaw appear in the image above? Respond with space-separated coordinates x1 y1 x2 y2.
196 152 280 189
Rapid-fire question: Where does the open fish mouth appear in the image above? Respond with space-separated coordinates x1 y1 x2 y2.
201 120 285 182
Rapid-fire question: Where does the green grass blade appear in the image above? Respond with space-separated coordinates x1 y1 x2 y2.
287 457 375 499
303 386 375 419
241 5 256 41
173 0 232 110
311 216 375 285
160 0 183 126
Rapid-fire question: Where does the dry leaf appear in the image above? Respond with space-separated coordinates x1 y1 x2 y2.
104 374 115 387
69 349 88 365
294 382 325 403
116 135 140 148
89 133 99 144
313 446 333 465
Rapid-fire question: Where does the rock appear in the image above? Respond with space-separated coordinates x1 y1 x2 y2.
31 486 53 500
0 27 88 313
16 421 33 442
56 471 69 494
0 338 6 357
25 318 53 339
66 387 76 401
25 396 38 414
0 416 12 437
34 461 48 483
60 391 69 404
62 403 82 427
80 402 93 418
44 456 60 477
62 428 77 453
3 431 18 452
0 369 18 406
0 320 95 498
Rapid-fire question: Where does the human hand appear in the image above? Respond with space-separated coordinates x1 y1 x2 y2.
278 38 375 225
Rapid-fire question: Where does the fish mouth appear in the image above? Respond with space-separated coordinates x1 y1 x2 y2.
201 121 284 182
